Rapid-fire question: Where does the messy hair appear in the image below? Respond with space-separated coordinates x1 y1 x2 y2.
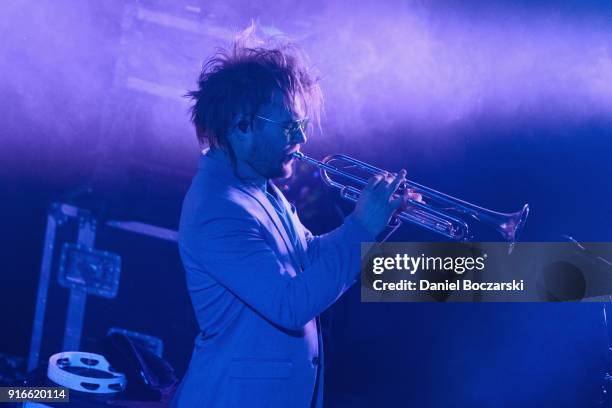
186 27 323 152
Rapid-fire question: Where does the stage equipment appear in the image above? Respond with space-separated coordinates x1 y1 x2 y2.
560 236 612 406
28 203 114 371
293 152 529 244
47 351 126 393
58 244 121 299
107 327 164 358
27 202 180 372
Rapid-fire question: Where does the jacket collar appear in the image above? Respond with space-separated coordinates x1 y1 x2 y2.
198 148 305 271
267 182 310 270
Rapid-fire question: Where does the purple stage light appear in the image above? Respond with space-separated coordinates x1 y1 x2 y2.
0 0 610 177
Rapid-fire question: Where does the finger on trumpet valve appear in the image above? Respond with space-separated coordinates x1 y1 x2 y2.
406 188 424 203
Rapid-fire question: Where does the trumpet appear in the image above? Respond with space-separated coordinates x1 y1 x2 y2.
292 152 529 244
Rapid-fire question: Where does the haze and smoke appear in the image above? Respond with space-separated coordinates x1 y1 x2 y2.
0 0 610 178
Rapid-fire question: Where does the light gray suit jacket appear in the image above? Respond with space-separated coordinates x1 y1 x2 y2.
172 149 373 407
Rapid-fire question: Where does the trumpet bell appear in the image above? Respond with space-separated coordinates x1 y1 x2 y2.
491 203 530 244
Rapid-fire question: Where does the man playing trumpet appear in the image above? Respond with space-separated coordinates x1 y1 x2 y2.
172 30 410 408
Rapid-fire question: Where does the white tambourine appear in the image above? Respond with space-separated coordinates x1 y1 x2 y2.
47 352 127 394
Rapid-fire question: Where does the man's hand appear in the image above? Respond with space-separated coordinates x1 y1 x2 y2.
351 169 410 237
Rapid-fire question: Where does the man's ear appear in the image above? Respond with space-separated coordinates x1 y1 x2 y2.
227 118 252 156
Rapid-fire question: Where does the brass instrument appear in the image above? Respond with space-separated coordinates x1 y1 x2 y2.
293 152 529 244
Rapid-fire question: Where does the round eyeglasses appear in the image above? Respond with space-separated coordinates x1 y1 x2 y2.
255 114 309 143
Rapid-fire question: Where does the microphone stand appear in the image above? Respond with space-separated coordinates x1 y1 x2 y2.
562 236 612 407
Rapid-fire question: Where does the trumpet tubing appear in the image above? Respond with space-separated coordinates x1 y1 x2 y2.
292 152 529 244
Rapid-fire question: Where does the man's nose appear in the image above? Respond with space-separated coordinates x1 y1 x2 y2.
290 128 307 145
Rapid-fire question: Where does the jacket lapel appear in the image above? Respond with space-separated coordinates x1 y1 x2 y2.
268 183 310 270
236 184 304 273
198 150 303 273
